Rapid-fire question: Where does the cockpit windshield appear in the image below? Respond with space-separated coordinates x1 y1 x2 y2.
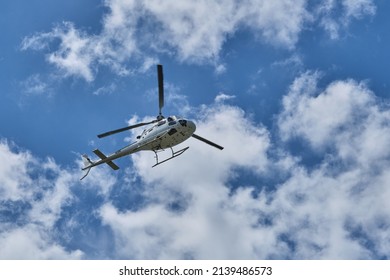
167 116 177 122
167 116 178 126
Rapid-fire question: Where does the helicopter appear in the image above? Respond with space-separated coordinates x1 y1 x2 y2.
81 64 223 180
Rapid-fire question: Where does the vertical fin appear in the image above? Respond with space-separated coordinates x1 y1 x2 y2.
80 154 93 180
82 154 93 168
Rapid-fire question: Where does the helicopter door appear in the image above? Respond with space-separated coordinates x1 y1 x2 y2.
168 128 177 135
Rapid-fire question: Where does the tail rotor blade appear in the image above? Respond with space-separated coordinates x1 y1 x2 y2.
192 133 224 150
97 120 157 138
157 64 164 117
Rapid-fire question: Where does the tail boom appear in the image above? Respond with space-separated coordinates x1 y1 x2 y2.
93 149 120 170
80 149 121 180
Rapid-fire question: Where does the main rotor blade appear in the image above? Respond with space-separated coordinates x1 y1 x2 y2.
97 120 156 138
192 133 224 150
157 64 164 116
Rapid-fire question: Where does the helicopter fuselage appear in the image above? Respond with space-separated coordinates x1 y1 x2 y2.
117 116 196 156
81 116 196 173
135 116 196 151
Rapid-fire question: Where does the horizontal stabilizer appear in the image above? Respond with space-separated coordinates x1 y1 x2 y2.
106 160 120 170
93 149 120 170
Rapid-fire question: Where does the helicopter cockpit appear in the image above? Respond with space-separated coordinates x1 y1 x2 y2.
137 116 182 139
167 116 177 121
157 115 178 126
167 115 178 125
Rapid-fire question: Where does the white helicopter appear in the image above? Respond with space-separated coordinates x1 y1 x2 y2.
81 65 223 180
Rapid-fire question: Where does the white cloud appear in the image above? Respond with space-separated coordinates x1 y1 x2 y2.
214 63 227 75
47 23 96 81
92 83 117 96
275 73 390 258
2 71 390 259
21 22 97 81
278 71 390 168
343 0 376 19
99 76 390 259
0 140 34 201
0 225 83 259
240 0 309 48
20 74 50 96
272 53 304 70
316 0 376 39
99 103 271 259
164 83 192 116
0 140 110 259
0 142 73 229
278 71 373 149
140 0 307 57
21 0 376 81
214 93 236 103
142 0 238 62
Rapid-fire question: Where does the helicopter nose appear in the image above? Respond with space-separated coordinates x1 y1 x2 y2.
186 120 196 133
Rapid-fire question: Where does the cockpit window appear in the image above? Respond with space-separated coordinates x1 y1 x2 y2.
168 116 177 126
167 116 177 122
168 128 177 135
179 119 187 127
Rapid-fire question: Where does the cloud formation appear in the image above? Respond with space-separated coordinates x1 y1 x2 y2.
0 140 83 259
21 0 376 81
2 72 390 259
316 0 376 39
100 103 272 259
275 73 390 258
98 75 390 259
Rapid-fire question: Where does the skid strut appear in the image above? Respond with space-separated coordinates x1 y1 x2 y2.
152 146 189 167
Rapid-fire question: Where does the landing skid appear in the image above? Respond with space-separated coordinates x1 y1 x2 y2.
152 146 189 167
80 167 91 181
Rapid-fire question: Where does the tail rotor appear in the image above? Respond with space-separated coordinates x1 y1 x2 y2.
80 154 93 180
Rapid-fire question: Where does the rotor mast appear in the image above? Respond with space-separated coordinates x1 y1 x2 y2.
157 64 164 120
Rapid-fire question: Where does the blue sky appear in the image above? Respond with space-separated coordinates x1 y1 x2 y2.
1 0 390 259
